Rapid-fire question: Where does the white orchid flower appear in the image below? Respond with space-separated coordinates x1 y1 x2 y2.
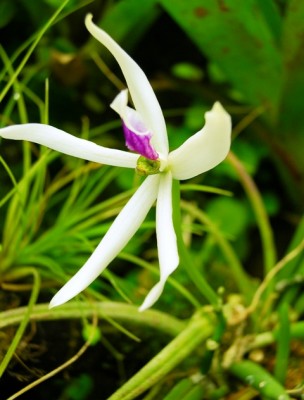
0 14 231 311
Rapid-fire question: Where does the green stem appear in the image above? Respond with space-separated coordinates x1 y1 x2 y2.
0 268 40 377
277 215 304 308
44 78 49 125
172 180 220 308
200 311 226 374
180 183 232 197
247 321 304 351
227 152 276 275
181 200 254 303
229 360 290 400
0 301 185 338
274 302 290 384
107 310 214 400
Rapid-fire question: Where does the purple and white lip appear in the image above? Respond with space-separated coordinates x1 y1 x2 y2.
111 89 159 161
122 118 159 160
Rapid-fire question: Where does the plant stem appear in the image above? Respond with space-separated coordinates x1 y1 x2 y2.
247 239 304 314
227 152 276 275
229 360 290 399
108 310 214 400
274 302 290 384
247 321 304 351
0 301 185 338
181 200 254 303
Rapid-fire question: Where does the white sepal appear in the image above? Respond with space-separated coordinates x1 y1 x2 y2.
0 124 138 168
50 175 160 308
139 172 179 311
169 102 231 180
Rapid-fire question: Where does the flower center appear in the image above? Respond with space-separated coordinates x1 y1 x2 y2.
136 156 161 176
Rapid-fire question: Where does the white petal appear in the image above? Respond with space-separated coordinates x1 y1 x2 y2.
85 14 168 156
139 172 179 311
138 281 166 312
111 90 150 136
0 124 138 168
169 102 231 180
50 175 160 308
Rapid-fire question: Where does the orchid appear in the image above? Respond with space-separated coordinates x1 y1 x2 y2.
0 14 231 311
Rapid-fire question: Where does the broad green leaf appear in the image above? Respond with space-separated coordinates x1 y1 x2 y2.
0 0 16 28
205 197 250 238
278 0 304 179
101 0 159 42
85 0 160 54
256 0 282 42
159 0 282 118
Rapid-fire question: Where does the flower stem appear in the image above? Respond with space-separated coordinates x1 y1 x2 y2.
227 152 276 275
181 200 254 303
246 320 304 351
274 302 290 384
107 310 214 400
172 180 220 308
0 301 185 338
229 360 290 400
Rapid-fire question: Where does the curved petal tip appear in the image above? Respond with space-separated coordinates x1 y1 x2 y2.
49 290 69 309
138 281 165 312
169 101 231 180
85 13 93 27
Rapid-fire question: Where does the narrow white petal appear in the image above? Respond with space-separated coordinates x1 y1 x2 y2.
156 172 179 274
50 175 160 308
139 172 179 311
85 14 168 156
111 90 150 137
110 90 129 120
0 124 138 168
169 102 231 180
138 281 166 312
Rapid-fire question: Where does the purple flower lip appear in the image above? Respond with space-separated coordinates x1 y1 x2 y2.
122 120 159 160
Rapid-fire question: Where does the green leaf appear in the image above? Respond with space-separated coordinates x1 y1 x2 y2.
160 0 282 117
278 0 304 179
256 0 282 42
274 302 290 384
0 0 16 28
101 0 159 40
229 360 290 399
85 0 160 54
205 197 249 238
164 378 194 400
